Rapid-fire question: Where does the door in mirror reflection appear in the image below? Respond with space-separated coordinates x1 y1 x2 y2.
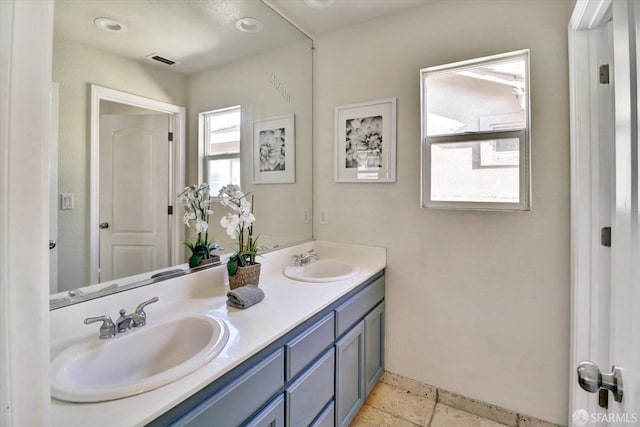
99 113 172 282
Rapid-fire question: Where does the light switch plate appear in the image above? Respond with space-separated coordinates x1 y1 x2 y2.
61 193 74 210
319 209 329 225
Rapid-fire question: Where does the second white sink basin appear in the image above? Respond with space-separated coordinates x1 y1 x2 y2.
283 259 360 283
51 314 229 402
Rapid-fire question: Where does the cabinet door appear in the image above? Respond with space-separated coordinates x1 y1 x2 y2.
244 395 285 427
364 301 384 395
335 321 365 427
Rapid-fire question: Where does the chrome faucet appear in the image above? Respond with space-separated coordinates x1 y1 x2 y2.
292 249 320 267
84 296 159 339
84 316 116 339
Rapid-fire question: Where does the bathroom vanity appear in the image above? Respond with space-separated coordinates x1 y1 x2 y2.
49 241 386 426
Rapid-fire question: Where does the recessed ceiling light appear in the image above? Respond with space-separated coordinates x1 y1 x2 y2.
304 0 335 9
235 17 264 33
94 17 126 32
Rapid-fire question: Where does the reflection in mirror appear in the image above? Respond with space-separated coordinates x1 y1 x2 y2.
92 88 186 287
50 0 313 308
99 101 174 281
201 106 242 192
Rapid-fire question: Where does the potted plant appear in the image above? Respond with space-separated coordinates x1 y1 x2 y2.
218 184 260 289
178 183 220 268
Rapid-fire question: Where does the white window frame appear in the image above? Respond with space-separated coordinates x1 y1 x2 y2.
420 50 531 211
198 105 241 195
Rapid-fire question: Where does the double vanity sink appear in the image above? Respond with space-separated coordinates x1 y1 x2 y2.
49 241 386 426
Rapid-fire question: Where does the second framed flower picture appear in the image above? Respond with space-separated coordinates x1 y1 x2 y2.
253 114 295 184
335 98 397 183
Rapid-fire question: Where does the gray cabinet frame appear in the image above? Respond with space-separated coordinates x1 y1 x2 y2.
150 271 385 427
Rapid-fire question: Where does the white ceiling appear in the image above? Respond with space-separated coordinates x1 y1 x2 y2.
268 0 435 37
54 0 434 76
54 0 308 76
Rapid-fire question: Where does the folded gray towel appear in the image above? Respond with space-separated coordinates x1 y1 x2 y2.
227 285 265 309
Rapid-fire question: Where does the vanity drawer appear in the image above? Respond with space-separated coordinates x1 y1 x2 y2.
335 275 385 337
244 394 285 427
285 347 335 427
174 348 285 427
310 401 334 427
285 312 334 380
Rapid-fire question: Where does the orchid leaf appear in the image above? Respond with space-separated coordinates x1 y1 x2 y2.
227 258 238 275
189 254 204 268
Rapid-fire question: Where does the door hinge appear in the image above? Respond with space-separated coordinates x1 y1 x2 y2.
168 132 174 142
601 226 612 247
168 205 173 215
599 64 610 84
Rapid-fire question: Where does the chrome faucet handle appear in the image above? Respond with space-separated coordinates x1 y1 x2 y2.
292 250 320 266
84 315 116 339
132 296 159 327
116 309 133 333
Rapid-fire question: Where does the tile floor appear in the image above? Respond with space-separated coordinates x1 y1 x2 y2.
351 381 510 427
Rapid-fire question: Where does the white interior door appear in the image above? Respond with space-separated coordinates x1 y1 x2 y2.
607 0 640 421
99 113 170 282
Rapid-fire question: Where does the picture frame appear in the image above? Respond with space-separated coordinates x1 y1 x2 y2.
335 98 397 183
252 114 295 184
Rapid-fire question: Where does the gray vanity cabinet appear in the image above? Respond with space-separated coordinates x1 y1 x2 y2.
334 276 385 427
334 302 385 427
152 272 385 427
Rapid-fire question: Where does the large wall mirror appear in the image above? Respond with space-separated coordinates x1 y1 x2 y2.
50 0 313 308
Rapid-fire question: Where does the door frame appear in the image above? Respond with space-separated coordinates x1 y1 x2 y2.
568 0 613 421
50 82 59 293
569 0 640 422
89 85 186 285
0 1 53 425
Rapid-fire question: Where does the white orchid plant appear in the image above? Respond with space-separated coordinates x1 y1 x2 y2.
178 183 215 268
218 184 258 276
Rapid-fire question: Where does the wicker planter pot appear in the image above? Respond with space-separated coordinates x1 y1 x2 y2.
228 263 261 290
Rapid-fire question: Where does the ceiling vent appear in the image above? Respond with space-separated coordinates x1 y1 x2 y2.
146 53 179 66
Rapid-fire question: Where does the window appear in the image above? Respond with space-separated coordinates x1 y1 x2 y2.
199 106 241 195
420 50 530 210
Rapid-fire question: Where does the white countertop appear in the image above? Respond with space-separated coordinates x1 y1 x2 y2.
49 241 386 426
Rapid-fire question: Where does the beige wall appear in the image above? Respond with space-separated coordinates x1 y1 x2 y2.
314 0 572 424
52 36 187 290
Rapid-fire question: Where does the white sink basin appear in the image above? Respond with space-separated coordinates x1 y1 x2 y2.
51 314 229 402
283 259 360 283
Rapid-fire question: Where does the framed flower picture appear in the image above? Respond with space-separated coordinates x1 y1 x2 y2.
252 114 295 184
335 98 397 183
